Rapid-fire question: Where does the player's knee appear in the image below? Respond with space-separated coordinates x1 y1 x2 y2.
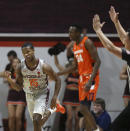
33 114 42 125
79 104 89 115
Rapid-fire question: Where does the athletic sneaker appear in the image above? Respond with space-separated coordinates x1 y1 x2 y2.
56 103 65 114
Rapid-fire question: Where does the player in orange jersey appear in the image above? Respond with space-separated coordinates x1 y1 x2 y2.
58 25 101 131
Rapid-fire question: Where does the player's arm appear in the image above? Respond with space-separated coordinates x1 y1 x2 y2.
67 41 74 49
120 65 128 80
93 14 122 59
43 64 61 108
109 6 128 45
6 64 23 91
84 39 101 88
66 41 74 58
3 65 11 83
0 71 10 77
54 55 65 71
57 57 77 76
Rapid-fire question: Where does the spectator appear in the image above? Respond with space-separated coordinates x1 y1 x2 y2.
79 98 111 131
3 51 26 131
92 98 112 131
5 50 17 71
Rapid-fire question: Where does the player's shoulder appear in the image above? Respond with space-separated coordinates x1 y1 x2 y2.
84 38 95 49
42 63 54 74
85 38 93 45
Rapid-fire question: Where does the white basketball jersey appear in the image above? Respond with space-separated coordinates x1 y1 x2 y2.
21 59 48 94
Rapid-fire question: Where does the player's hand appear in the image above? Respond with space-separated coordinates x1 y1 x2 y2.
84 81 92 92
0 71 11 78
50 96 57 109
93 14 105 32
109 6 119 23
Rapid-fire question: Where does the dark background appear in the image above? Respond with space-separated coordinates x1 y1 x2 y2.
0 0 129 33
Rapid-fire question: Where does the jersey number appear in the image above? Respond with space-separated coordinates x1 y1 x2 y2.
29 79 39 87
76 54 83 62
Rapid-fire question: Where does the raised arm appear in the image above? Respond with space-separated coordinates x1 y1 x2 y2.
120 65 128 80
93 14 122 59
84 39 101 90
109 6 128 45
43 63 61 109
54 55 65 71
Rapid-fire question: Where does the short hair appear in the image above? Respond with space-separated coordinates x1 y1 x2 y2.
70 25 82 33
21 42 34 49
94 98 106 110
7 50 17 58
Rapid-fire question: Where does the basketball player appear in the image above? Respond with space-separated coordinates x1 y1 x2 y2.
1 43 61 131
58 25 101 131
93 14 130 130
93 14 130 77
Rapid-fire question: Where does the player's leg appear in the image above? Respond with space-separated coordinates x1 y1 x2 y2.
79 117 92 131
8 104 16 131
33 89 50 131
79 99 98 131
79 117 84 130
33 103 56 130
33 113 42 131
33 90 65 130
40 110 51 126
26 93 35 120
40 100 65 126
15 104 25 131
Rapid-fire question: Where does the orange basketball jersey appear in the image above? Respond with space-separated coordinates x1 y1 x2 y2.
73 36 99 101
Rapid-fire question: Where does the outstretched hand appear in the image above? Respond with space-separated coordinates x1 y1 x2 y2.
93 14 105 32
109 6 119 23
0 71 11 78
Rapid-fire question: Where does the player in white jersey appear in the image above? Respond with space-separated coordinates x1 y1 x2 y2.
2 43 61 131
